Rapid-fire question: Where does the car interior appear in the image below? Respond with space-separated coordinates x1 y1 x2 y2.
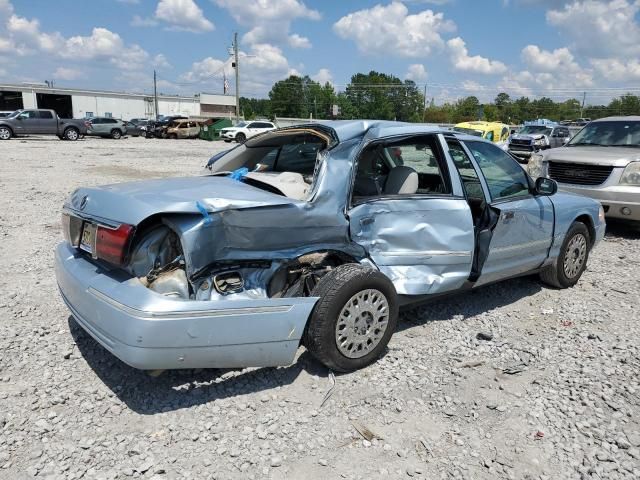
351 134 450 203
208 128 330 200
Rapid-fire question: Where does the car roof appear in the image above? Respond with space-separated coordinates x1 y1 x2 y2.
592 116 640 122
284 120 490 144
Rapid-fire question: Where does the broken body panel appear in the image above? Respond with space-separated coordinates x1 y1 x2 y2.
56 120 605 370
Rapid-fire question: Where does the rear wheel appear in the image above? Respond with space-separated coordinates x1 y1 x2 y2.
304 264 398 372
111 129 122 139
64 127 79 141
169 133 178 139
540 221 590 288
0 126 12 140
235 132 246 143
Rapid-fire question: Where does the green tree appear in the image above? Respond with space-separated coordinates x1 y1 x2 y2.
268 75 336 119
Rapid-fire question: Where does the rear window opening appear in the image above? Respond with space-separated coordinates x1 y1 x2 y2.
207 128 331 200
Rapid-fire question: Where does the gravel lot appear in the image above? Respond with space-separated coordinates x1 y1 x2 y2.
1 135 639 480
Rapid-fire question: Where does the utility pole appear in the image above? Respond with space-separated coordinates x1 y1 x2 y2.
153 70 159 120
234 32 240 123
423 84 427 121
580 91 586 118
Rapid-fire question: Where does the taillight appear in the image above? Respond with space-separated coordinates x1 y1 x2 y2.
95 224 134 266
61 213 72 244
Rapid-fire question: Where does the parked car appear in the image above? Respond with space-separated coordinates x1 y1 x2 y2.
165 119 201 139
56 121 604 373
0 111 14 118
146 115 188 138
0 109 87 140
220 120 276 143
453 121 510 143
129 118 150 126
123 121 147 137
85 117 128 139
508 124 572 161
528 116 640 222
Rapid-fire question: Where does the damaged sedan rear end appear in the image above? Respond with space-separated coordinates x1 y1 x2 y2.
56 120 604 373
56 124 368 371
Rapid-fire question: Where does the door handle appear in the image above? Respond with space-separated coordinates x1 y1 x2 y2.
360 217 375 226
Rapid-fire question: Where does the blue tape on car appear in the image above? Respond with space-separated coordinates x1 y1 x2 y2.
230 167 249 181
196 201 213 225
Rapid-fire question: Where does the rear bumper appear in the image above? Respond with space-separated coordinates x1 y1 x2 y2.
55 242 317 370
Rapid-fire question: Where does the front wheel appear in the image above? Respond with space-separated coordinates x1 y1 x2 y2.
304 264 398 372
111 129 122 139
64 128 79 141
235 132 246 143
540 221 590 288
0 126 12 140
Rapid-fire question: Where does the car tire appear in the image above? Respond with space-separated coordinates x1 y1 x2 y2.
0 126 13 140
169 133 177 140
111 129 122 139
63 127 79 141
304 264 398 372
235 132 246 143
540 221 590 289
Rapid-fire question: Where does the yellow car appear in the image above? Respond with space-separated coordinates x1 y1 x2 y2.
453 121 510 143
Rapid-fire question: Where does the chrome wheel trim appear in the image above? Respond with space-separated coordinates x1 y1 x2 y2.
563 233 587 279
66 129 78 140
0 127 10 140
335 288 389 359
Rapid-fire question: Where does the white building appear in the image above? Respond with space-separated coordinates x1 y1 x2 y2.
0 83 236 120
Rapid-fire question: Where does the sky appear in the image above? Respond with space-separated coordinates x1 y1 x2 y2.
1 0 639 105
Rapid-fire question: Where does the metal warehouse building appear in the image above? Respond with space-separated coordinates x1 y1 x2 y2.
0 83 236 119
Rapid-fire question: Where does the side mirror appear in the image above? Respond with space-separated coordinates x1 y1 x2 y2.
535 177 557 196
16 116 23 121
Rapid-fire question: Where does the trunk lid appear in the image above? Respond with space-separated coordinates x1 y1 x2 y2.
65 175 298 225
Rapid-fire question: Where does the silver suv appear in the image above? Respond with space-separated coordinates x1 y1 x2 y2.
85 117 127 139
528 116 640 222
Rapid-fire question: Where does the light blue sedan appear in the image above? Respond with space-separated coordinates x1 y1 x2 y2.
55 121 605 373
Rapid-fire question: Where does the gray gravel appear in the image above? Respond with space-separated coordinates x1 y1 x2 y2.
0 135 639 479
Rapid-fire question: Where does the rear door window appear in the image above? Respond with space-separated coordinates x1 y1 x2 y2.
38 111 54 119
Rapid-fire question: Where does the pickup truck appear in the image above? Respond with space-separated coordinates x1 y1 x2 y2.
0 109 87 141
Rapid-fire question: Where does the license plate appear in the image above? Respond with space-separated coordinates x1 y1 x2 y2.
79 222 97 254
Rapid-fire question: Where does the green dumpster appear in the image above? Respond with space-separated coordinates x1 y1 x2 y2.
199 118 233 141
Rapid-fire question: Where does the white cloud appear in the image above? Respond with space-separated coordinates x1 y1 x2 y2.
181 43 296 95
590 58 640 82
546 0 640 57
519 44 593 87
155 0 214 32
287 33 311 49
447 37 507 74
131 15 158 27
53 67 83 80
312 68 333 85
215 0 320 48
405 64 428 82
333 2 456 57
153 53 172 69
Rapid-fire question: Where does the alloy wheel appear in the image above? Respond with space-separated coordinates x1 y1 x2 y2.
563 233 587 279
335 289 390 359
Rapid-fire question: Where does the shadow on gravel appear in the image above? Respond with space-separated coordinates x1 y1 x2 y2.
397 275 542 332
69 316 328 415
604 219 640 240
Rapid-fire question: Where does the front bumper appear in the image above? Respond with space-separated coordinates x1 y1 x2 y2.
556 177 640 222
55 242 317 370
220 131 236 140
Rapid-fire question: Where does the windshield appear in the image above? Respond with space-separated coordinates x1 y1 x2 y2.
453 127 483 137
234 121 249 128
7 110 21 119
568 121 640 147
519 126 552 136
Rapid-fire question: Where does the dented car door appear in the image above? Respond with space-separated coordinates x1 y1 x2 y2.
348 134 475 295
462 140 554 285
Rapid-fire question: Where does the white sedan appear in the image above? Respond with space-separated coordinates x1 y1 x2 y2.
220 121 276 143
